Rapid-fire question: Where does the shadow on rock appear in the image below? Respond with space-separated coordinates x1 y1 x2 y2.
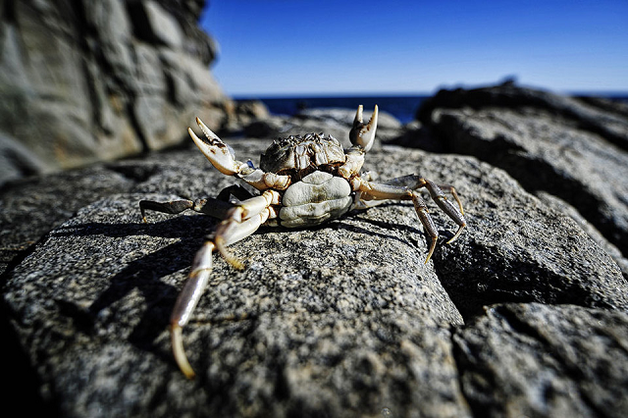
53 216 218 355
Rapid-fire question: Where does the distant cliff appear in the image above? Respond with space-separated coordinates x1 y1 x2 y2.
0 0 230 185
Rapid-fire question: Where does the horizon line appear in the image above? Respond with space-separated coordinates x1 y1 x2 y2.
231 89 628 100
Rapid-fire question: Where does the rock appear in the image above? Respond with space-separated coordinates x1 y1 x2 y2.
0 0 230 187
235 100 271 122
415 82 628 275
3 132 628 416
0 132 48 186
417 82 628 151
535 191 628 279
152 0 218 65
575 95 628 119
389 121 446 153
429 153 627 319
223 100 273 134
130 0 185 49
454 303 628 417
243 115 292 138
0 163 140 275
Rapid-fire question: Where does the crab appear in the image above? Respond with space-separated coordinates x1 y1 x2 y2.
139 105 466 378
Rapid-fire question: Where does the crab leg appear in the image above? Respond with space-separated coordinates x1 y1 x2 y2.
354 177 466 263
367 174 465 215
354 175 465 215
420 179 466 240
170 190 280 379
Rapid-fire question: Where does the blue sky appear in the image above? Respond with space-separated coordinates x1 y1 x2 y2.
200 0 628 97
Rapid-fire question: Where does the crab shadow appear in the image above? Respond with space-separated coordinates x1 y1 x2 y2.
51 203 453 365
342 204 461 247
54 215 218 362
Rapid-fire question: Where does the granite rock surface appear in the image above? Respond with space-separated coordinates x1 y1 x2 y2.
3 112 628 416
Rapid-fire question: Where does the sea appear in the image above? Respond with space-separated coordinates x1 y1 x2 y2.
234 94 628 124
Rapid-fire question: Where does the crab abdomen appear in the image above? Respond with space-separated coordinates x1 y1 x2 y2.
279 171 352 228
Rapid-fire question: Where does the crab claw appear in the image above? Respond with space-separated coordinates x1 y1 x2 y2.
349 105 378 152
189 118 242 176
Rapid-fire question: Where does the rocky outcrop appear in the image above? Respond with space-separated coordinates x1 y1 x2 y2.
455 303 628 417
0 0 230 186
417 81 628 151
415 82 628 279
3 117 628 416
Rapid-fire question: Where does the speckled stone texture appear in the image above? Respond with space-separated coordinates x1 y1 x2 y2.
3 125 628 416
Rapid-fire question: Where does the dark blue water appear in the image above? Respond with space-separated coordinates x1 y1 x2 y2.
234 94 628 125
235 95 429 124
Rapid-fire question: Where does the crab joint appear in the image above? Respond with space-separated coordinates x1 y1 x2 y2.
212 190 280 270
